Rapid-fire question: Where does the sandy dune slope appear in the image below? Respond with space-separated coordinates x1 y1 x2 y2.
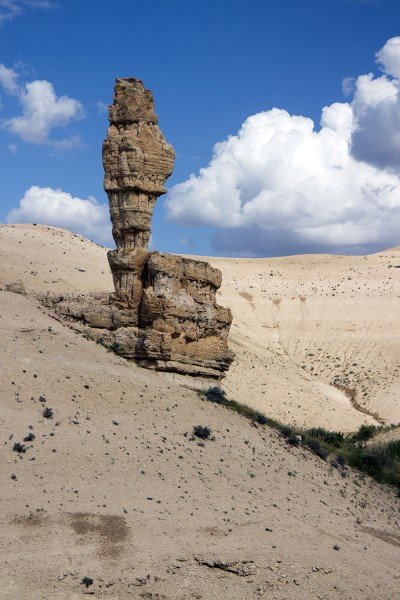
1 223 399 431
1 224 400 598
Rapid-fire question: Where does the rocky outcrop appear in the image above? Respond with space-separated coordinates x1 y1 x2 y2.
41 78 233 379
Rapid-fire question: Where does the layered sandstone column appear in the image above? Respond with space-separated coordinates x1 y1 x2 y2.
102 78 175 307
99 77 233 376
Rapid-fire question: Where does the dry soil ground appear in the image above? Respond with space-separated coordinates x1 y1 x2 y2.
1 224 400 599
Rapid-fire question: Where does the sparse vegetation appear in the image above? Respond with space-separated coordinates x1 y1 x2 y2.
305 427 344 447
344 440 400 489
305 438 328 460
202 386 400 491
203 386 282 429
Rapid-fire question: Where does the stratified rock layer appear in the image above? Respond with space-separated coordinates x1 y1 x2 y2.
103 77 175 254
137 253 233 375
42 78 233 378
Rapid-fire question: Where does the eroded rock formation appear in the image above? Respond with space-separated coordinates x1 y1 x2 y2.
103 77 175 320
104 77 175 252
42 78 233 378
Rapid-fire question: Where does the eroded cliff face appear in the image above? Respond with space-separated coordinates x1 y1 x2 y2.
42 78 233 379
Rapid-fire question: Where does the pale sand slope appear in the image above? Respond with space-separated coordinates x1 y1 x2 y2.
1 223 399 431
209 250 400 430
1 277 400 599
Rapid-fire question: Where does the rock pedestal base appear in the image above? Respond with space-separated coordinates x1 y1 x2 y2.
41 251 233 379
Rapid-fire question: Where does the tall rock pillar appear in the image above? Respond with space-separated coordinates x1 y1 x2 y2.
102 78 175 311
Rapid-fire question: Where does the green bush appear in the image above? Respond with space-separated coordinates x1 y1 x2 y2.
345 442 400 489
204 386 227 404
306 439 328 460
386 440 400 460
351 424 378 442
305 427 344 447
193 425 212 440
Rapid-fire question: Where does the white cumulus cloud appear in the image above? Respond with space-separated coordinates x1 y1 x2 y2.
0 0 56 26
165 37 400 256
350 38 400 171
0 64 83 148
0 63 19 93
5 80 83 145
376 36 400 78
7 186 112 245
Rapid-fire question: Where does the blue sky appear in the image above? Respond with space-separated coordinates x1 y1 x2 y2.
1 0 400 256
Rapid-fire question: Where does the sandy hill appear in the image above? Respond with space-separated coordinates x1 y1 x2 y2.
211 248 400 431
1 223 400 599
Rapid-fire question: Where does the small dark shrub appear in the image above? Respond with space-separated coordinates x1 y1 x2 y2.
23 433 35 442
384 472 400 488
13 442 26 453
204 387 227 405
306 439 328 460
336 454 347 467
287 433 301 447
81 577 94 588
254 412 268 425
281 426 293 437
43 407 53 419
193 425 212 440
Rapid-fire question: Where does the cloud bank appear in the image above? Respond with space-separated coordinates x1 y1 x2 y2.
7 186 111 245
165 37 400 256
0 64 83 148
